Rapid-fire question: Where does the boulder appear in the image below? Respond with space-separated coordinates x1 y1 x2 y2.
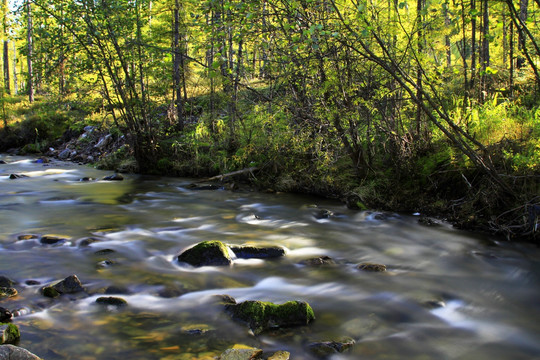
357 263 387 272
225 300 315 335
0 345 42 360
177 241 232 267
0 323 20 344
58 149 71 160
0 308 11 322
229 245 286 259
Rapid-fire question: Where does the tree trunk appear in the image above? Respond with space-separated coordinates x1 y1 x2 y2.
26 0 34 103
3 0 10 95
173 0 184 131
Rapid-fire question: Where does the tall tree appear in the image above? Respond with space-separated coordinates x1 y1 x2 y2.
3 0 9 94
26 0 33 103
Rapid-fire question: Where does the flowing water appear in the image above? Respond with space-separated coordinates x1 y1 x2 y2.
1 155 540 360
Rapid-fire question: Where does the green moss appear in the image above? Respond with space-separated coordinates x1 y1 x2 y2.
0 323 20 344
42 286 60 298
177 241 232 267
226 300 315 334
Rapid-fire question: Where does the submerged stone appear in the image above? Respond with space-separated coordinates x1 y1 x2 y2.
306 338 355 358
299 256 335 266
16 234 39 241
102 174 124 181
225 300 315 335
229 245 286 259
176 241 232 267
0 345 42 360
268 351 291 360
219 347 263 360
357 263 387 272
0 323 20 344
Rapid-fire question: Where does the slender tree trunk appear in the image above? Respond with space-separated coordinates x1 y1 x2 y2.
3 0 9 94
470 0 477 90
480 0 489 96
12 41 16 95
510 20 514 97
26 0 34 103
173 0 184 131
415 0 425 139
444 0 451 68
517 0 528 68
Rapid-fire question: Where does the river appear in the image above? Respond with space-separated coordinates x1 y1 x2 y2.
1 155 539 360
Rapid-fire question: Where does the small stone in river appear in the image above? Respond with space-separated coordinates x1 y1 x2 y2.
96 260 116 269
0 345 42 360
8 174 28 179
299 256 335 266
0 323 20 344
17 234 39 241
25 280 41 286
0 160 6 164
0 288 17 299
39 235 67 245
357 263 387 272
102 174 123 181
176 241 232 267
219 347 263 360
96 296 127 307
0 307 12 322
78 237 101 247
423 300 446 309
229 245 286 259
94 249 115 255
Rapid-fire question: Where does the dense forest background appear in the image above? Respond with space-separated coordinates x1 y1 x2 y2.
0 0 538 240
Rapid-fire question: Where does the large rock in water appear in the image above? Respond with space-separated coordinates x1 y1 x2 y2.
176 241 232 267
0 345 42 360
225 300 315 335
0 323 20 344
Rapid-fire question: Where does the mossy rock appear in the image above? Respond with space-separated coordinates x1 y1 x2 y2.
219 347 263 360
42 275 85 298
0 288 17 299
41 286 60 298
0 276 15 288
306 338 356 357
225 300 315 335
0 345 42 360
0 323 20 344
176 241 232 267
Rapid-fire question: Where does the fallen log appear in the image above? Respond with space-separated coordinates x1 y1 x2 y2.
196 167 259 183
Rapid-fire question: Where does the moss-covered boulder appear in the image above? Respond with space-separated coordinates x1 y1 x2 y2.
0 323 20 344
225 300 315 335
229 245 286 259
299 256 336 266
176 241 232 267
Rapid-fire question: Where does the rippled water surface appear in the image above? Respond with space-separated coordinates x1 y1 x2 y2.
1 155 540 360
